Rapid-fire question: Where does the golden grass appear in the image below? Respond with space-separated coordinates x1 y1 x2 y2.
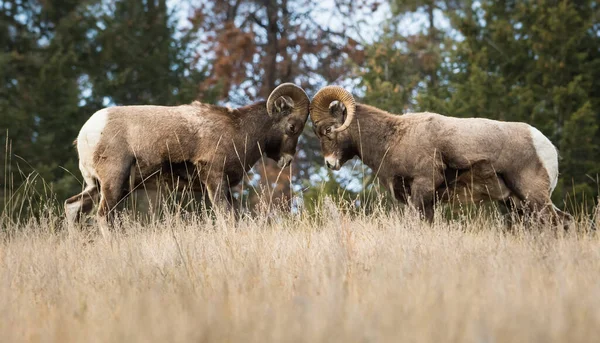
1 201 599 343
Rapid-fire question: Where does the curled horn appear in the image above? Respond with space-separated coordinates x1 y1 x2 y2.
309 86 356 132
266 83 310 120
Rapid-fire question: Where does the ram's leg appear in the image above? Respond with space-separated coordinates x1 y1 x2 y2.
553 205 575 231
497 195 523 230
389 177 411 204
515 195 550 227
504 171 561 229
205 177 233 215
376 176 393 200
225 189 243 220
65 163 101 224
409 176 442 223
96 161 133 230
97 184 127 228
64 185 99 224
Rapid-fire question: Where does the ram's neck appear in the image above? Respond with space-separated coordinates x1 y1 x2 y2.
348 104 402 171
231 101 274 168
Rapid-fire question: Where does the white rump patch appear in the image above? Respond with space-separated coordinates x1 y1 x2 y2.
77 108 109 183
529 126 558 192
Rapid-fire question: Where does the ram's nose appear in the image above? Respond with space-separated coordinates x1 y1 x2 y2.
324 155 341 170
277 154 294 168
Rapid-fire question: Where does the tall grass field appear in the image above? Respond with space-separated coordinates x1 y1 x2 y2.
1 181 599 343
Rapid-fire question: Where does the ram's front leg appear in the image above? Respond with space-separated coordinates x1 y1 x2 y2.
225 189 244 220
205 176 233 215
409 177 440 223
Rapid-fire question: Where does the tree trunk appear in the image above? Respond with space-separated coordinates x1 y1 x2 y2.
427 2 437 93
253 0 293 211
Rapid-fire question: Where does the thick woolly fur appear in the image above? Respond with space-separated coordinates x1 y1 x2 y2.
65 86 309 224
312 95 572 227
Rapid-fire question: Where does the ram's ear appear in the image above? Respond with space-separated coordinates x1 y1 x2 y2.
329 100 347 122
272 96 294 115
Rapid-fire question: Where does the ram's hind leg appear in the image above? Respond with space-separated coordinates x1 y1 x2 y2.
65 165 100 224
65 185 99 224
503 170 565 230
96 157 134 228
497 195 524 231
552 205 574 231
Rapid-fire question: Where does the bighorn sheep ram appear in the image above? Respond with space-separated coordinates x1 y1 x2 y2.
309 86 572 227
65 83 309 224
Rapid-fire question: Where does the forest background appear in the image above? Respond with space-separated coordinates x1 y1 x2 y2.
2 0 599 214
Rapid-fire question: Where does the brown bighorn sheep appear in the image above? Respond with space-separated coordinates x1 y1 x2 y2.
309 86 572 227
65 83 309 224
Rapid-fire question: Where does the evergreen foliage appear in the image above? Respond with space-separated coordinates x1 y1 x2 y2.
361 0 600 212
1 0 598 214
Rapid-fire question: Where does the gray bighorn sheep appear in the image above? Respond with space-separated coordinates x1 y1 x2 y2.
309 86 572 227
65 83 309 223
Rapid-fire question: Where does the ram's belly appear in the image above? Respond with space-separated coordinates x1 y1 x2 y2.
437 167 512 204
129 161 205 192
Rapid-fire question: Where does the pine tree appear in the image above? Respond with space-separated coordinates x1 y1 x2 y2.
1 0 96 207
86 0 210 106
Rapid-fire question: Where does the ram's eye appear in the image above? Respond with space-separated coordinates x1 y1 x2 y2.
325 127 332 135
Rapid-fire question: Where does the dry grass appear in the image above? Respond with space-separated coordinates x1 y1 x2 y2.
1 200 600 343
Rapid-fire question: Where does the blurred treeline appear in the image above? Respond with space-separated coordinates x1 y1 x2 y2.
1 0 599 214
